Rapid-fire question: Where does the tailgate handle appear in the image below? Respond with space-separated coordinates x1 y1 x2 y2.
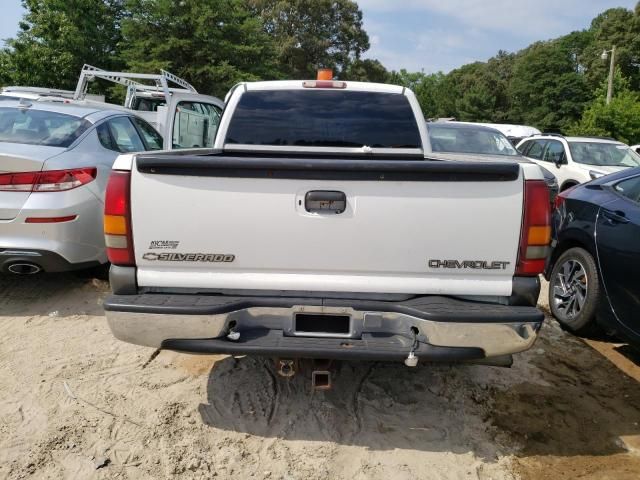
305 191 346 214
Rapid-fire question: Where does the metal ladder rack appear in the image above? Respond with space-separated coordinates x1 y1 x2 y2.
73 64 197 106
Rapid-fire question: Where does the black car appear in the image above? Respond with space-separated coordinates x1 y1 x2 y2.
427 122 559 204
546 166 640 346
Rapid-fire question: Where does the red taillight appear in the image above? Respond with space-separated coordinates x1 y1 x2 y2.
516 180 551 276
0 172 38 191
554 185 576 210
104 170 135 266
0 168 97 192
553 194 565 210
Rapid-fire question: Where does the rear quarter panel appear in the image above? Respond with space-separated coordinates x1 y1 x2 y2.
42 129 119 202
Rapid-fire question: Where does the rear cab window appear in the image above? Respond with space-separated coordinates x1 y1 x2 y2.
224 90 422 150
0 107 90 147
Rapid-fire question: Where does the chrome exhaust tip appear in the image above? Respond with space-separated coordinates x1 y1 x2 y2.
7 263 42 275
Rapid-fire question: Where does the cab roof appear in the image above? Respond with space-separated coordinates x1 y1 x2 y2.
242 80 405 94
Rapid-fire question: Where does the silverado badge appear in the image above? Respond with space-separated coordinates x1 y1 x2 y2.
142 252 235 262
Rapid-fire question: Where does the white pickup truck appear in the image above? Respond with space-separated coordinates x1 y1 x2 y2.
102 79 549 373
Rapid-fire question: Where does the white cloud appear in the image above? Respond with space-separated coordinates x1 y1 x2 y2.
358 0 613 38
359 0 638 72
361 15 484 72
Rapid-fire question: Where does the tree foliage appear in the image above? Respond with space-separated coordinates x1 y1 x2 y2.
0 0 124 89
568 71 640 144
508 40 590 131
120 0 280 98
343 58 388 83
250 0 369 79
581 7 640 91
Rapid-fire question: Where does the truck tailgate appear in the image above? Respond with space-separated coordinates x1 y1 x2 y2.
130 155 523 296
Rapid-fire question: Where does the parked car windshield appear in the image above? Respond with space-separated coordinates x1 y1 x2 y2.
0 107 90 148
429 124 518 156
569 142 640 167
225 90 422 149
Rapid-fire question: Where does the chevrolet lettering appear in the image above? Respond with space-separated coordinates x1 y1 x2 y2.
428 260 510 270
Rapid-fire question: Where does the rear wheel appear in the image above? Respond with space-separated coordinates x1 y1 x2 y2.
549 247 601 335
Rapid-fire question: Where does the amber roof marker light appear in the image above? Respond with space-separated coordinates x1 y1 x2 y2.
303 69 346 89
317 68 333 80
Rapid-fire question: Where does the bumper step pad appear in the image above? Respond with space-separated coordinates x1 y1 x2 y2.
105 293 543 324
162 329 485 362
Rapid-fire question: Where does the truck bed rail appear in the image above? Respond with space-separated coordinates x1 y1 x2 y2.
135 155 520 182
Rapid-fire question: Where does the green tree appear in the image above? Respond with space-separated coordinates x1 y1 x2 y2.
343 58 389 83
386 70 448 119
580 7 640 91
250 0 370 79
387 69 427 91
412 72 448 120
0 0 124 90
389 51 515 122
508 40 590 132
120 0 282 98
568 70 640 144
446 62 498 122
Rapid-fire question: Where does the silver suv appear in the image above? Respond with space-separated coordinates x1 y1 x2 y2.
0 100 162 274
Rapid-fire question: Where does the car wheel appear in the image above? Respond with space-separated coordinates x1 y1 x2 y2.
548 247 601 335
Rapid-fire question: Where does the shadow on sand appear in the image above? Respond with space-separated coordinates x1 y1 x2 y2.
198 341 640 460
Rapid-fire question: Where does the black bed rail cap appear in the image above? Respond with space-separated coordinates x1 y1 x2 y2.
136 154 520 182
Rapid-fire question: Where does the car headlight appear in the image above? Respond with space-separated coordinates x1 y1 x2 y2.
589 170 606 180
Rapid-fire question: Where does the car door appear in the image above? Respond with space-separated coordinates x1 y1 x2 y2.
541 139 571 187
165 94 224 150
595 173 640 339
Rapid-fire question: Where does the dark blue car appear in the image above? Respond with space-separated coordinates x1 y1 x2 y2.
546 166 640 346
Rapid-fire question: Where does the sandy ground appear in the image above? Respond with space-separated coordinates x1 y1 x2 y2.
0 274 639 480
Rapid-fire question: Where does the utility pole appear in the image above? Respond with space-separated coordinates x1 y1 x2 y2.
602 45 616 105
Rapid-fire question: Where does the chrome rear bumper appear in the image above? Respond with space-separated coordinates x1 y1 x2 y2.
105 294 543 361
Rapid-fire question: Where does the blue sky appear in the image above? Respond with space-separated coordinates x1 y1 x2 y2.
1 0 638 73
